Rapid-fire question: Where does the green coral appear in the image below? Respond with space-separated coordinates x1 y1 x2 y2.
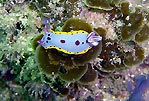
82 0 148 76
35 45 60 75
135 23 149 43
82 0 123 11
32 18 102 86
62 18 92 33
120 7 144 41
83 0 113 10
124 43 144 67
79 64 98 85
59 65 88 82
28 0 82 29
0 3 60 100
0 0 149 100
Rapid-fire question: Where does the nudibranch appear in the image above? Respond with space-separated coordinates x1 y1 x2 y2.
38 26 102 55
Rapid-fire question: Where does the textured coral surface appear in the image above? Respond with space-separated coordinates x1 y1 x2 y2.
0 0 149 101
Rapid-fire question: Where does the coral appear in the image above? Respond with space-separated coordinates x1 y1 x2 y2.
0 3 41 62
79 64 98 85
123 43 145 67
0 3 57 100
62 18 92 32
62 18 102 66
82 0 125 11
25 81 57 100
82 0 113 11
135 23 149 43
28 0 82 29
31 17 103 98
31 0 148 99
33 18 102 85
0 0 149 100
80 0 148 78
96 39 124 73
120 1 130 17
28 0 65 16
59 65 88 82
120 7 145 41
32 34 43 50
79 8 117 40
35 45 60 75
126 74 149 101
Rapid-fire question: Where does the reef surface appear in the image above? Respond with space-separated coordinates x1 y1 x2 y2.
0 0 149 100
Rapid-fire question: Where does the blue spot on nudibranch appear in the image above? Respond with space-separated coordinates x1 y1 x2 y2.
38 29 102 55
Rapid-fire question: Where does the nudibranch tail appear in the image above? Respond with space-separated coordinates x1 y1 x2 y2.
87 32 102 46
